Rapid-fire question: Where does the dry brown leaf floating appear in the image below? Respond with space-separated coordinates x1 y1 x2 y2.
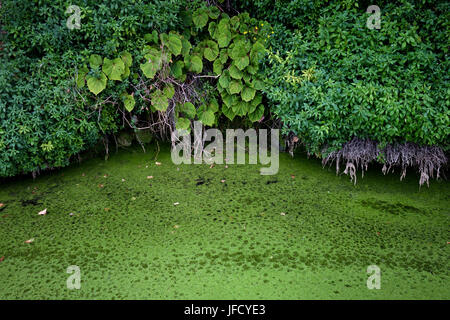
38 208 47 216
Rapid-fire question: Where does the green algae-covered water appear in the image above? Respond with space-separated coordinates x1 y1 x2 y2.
0 144 449 299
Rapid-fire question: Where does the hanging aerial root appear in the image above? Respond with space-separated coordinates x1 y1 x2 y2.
321 137 447 186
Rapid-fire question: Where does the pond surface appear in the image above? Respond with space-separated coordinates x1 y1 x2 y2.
0 144 448 299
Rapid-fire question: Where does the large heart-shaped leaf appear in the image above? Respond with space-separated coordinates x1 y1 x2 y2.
234 55 249 71
140 62 158 79
188 55 203 73
230 41 249 60
241 86 256 102
209 99 219 113
208 6 220 19
221 92 234 108
248 104 264 122
179 102 196 119
120 51 133 67
219 73 230 89
102 58 125 81
229 80 243 94
247 64 258 75
250 41 266 62
203 40 219 61
232 100 248 116
176 117 191 131
167 34 182 56
141 47 162 78
151 89 169 111
222 104 236 121
171 61 185 79
123 93 135 112
86 73 107 95
229 65 243 79
192 8 209 29
198 109 215 126
217 30 232 48
89 54 103 68
163 85 175 99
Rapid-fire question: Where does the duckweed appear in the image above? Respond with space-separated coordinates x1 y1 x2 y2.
0 144 448 299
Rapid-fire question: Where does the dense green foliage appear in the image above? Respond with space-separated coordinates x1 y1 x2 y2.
1 0 448 178
235 0 449 155
0 0 191 176
74 7 270 134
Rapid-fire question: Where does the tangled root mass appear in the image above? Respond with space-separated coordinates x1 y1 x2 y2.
321 137 447 186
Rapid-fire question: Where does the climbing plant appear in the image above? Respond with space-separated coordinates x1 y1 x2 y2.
75 6 272 135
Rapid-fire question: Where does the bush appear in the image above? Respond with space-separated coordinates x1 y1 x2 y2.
72 6 271 141
235 0 449 183
0 0 190 177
